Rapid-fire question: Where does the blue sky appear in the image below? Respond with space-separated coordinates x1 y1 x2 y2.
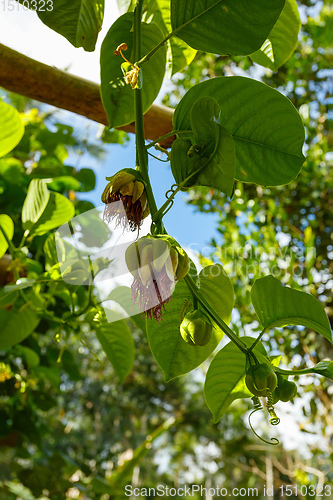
74 131 219 251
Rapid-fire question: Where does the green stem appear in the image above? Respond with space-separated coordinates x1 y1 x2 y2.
18 233 27 249
146 130 192 150
184 274 249 354
136 30 175 67
275 367 315 376
132 2 255 358
133 0 161 229
137 2 221 67
249 329 267 352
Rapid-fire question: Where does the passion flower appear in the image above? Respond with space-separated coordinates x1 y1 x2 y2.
125 235 190 321
245 364 278 397
180 309 212 346
101 168 149 231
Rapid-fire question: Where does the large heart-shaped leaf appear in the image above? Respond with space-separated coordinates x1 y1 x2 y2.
37 0 104 51
190 97 236 196
204 338 269 422
96 310 135 383
170 98 236 195
174 76 305 186
0 215 14 259
22 179 75 237
0 305 40 350
147 264 234 381
100 13 166 128
251 276 332 342
0 99 24 158
170 0 285 56
250 0 301 71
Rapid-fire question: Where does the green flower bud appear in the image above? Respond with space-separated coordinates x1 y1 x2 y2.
180 309 212 346
245 364 278 397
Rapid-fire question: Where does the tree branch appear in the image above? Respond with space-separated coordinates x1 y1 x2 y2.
0 43 175 147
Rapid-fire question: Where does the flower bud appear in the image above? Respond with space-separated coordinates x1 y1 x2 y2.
180 310 212 346
102 168 149 231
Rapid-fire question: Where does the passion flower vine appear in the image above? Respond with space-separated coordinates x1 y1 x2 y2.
101 168 149 231
125 235 190 321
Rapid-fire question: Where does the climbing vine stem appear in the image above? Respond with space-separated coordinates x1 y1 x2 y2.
184 274 249 354
133 0 162 232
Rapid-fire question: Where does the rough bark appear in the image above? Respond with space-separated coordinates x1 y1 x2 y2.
0 43 175 147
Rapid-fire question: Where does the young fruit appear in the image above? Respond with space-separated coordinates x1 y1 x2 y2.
272 375 297 403
245 364 278 397
180 310 212 346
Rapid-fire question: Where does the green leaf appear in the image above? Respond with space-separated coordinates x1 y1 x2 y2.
0 305 40 350
117 0 196 75
251 276 332 342
170 0 285 56
106 286 146 332
313 361 333 379
31 191 74 236
0 99 24 158
22 179 50 232
15 346 40 368
190 96 236 196
171 98 236 196
170 137 201 189
75 168 96 192
147 281 220 382
22 179 75 236
144 0 197 75
37 0 104 51
147 265 234 381
173 76 305 186
199 264 234 331
0 214 14 259
43 234 59 270
251 0 301 71
47 176 82 193
100 13 166 128
96 311 135 383
204 338 269 422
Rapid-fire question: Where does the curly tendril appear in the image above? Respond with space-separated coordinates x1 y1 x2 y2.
160 184 179 217
266 390 280 426
248 396 280 446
